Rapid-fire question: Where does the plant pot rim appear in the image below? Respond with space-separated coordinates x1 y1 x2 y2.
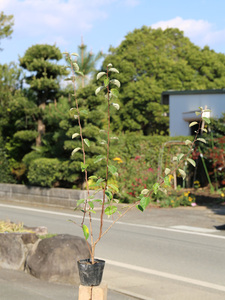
78 258 105 264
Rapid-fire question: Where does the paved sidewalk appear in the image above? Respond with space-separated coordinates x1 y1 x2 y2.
0 268 137 300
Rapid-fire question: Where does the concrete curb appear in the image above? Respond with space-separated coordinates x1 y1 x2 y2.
0 183 102 208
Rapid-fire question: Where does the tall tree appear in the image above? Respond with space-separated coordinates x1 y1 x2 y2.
20 44 67 146
0 11 14 50
102 26 225 135
70 38 104 87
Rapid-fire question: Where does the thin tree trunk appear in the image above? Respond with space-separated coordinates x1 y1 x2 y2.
36 103 46 147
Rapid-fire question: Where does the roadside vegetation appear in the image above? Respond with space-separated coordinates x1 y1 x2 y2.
0 220 34 233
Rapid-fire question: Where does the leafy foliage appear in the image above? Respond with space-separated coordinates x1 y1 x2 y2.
102 26 225 135
0 11 14 50
27 158 61 187
20 44 67 106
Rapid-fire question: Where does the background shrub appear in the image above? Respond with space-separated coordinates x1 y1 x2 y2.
27 158 61 187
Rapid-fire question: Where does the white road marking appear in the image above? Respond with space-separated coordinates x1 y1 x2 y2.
103 258 225 293
0 203 224 240
1 203 225 294
170 225 217 233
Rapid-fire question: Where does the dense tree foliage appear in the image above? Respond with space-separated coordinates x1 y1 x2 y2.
0 11 14 50
102 26 225 135
20 44 67 106
19 44 68 146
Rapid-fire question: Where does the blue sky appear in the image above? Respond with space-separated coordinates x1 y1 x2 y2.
1 0 225 65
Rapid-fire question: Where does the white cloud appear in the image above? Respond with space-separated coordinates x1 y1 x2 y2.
152 17 211 39
0 0 141 49
151 16 225 52
0 0 109 44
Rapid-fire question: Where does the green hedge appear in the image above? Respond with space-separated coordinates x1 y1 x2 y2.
27 158 61 187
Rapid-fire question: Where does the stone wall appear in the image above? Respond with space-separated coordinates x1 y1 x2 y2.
0 183 103 208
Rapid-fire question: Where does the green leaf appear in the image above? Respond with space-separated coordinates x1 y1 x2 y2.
110 79 121 88
72 133 80 139
108 184 119 193
195 111 201 116
96 178 105 185
92 199 103 203
110 88 119 98
202 117 210 124
95 86 105 95
96 72 106 80
94 155 106 163
71 147 81 156
81 162 88 172
71 52 79 56
104 78 110 87
177 153 184 161
187 158 196 167
84 138 90 147
88 175 98 180
64 77 73 81
108 165 117 175
137 204 144 212
185 139 192 145
88 201 94 209
82 225 89 240
73 63 79 71
189 121 198 127
105 190 113 200
76 71 84 76
165 168 170 175
108 67 119 73
153 183 160 194
178 168 186 179
197 138 207 144
141 189 149 195
139 196 151 210
105 206 117 216
77 198 85 206
164 176 170 186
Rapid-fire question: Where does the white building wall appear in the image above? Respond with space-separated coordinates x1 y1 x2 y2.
169 93 225 136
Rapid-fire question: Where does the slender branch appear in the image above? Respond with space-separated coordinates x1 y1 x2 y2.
69 55 90 225
98 66 110 241
94 202 138 246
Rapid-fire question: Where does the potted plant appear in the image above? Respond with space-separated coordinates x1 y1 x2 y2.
63 51 211 287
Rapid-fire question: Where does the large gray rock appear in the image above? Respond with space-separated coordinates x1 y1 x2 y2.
25 234 90 284
0 233 39 270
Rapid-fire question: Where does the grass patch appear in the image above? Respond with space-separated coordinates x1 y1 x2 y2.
0 220 34 233
38 233 57 239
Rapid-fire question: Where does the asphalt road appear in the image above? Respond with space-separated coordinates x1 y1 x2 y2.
1 201 225 300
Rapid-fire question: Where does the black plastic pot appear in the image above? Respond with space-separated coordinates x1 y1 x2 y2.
77 259 105 286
